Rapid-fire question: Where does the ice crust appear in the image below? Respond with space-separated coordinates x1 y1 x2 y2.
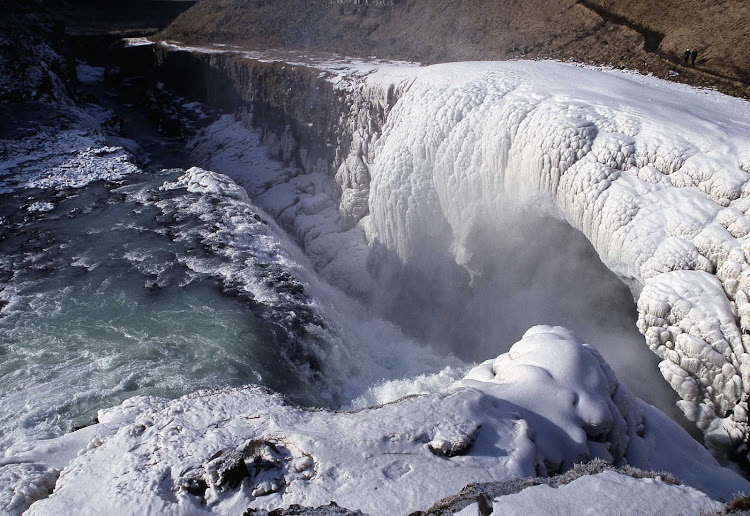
5 326 746 515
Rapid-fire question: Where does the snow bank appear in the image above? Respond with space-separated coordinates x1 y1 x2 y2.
5 327 746 515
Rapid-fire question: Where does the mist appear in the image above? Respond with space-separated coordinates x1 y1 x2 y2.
366 204 696 435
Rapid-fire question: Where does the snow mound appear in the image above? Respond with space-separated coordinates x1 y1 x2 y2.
162 166 250 202
363 60 750 460
463 326 637 472
6 327 746 515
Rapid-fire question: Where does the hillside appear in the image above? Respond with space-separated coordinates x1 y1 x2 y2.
158 0 750 98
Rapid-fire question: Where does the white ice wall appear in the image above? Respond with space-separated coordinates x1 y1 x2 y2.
362 60 750 461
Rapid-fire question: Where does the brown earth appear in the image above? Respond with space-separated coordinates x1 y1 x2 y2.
53 0 197 37
158 0 750 99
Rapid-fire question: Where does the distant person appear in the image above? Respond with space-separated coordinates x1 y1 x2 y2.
691 49 698 67
684 49 691 64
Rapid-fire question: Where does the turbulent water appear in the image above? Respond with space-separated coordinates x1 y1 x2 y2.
0 107 465 449
0 173 278 443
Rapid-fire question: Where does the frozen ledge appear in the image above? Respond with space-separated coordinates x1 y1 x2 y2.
2 326 747 515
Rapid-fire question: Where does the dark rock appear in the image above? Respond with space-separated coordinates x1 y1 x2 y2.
477 492 493 516
212 449 250 490
179 469 208 498
243 501 366 515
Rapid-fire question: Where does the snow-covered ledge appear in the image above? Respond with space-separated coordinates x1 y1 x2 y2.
362 61 750 464
2 326 746 514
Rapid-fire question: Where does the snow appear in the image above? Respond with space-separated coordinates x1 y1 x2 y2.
163 165 250 202
457 471 723 516
153 41 420 93
4 327 747 515
122 37 153 48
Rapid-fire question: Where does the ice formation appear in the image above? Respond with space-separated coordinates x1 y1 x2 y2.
185 54 750 459
354 61 750 460
0 109 139 194
3 326 746 515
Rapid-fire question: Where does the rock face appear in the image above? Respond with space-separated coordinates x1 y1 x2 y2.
5 327 747 515
0 1 74 104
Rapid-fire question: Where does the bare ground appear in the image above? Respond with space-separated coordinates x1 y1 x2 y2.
158 0 750 99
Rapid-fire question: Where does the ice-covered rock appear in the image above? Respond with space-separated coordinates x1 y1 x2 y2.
0 113 139 194
5 327 746 515
360 61 750 461
162 166 250 202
